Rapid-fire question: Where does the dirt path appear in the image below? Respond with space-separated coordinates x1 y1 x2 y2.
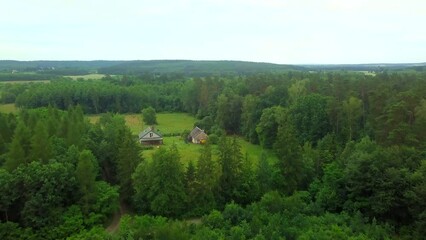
106 200 129 233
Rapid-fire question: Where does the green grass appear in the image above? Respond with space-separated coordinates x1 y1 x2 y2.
87 114 142 134
146 113 197 134
87 112 197 135
238 137 277 165
0 103 18 113
142 136 204 166
87 112 276 169
142 136 277 169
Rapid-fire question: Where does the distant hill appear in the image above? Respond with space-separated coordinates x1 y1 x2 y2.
302 63 426 71
0 60 122 72
0 60 424 77
97 60 304 76
0 60 303 76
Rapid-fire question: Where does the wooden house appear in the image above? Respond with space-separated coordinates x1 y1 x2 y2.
139 126 163 145
188 126 208 144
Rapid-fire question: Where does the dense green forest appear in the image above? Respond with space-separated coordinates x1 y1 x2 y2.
0 67 426 239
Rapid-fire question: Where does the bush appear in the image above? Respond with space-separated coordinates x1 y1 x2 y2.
208 134 218 144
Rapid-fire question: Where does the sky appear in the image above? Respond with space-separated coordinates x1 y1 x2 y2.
0 0 425 64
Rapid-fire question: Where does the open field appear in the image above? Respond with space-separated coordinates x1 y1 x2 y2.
357 71 376 76
145 113 197 134
87 112 275 168
142 135 277 168
65 74 106 80
0 103 18 113
142 136 204 166
87 112 197 135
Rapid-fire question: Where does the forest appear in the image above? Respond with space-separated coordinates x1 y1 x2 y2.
0 65 425 239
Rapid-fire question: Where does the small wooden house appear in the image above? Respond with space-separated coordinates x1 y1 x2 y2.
188 126 208 144
139 126 163 145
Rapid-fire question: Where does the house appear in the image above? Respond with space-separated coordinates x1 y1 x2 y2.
139 126 163 145
188 126 208 144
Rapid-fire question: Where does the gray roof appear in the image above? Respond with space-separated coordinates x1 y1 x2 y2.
189 126 207 140
139 127 163 139
189 127 203 138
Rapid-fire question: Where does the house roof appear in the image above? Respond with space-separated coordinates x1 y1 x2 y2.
189 126 207 140
139 126 163 139
189 127 203 138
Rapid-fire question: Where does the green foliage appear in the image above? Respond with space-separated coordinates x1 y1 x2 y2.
290 94 331 145
13 161 77 229
342 96 363 141
256 151 273 195
89 181 119 224
4 121 31 171
1 69 426 238
133 145 186 217
189 144 218 215
117 128 142 202
30 120 52 163
216 91 243 134
241 94 261 143
218 137 244 205
273 116 304 195
113 214 191 240
76 150 97 214
256 106 283 149
142 106 157 125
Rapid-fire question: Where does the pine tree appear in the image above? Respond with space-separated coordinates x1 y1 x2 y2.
4 121 31 171
66 106 86 147
4 136 25 171
218 137 244 205
117 129 142 203
185 160 197 211
30 121 52 163
133 144 186 217
257 151 273 195
75 150 97 214
273 124 303 195
194 143 217 214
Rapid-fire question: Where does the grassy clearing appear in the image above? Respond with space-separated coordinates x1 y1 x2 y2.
146 113 197 134
357 71 376 76
66 74 106 80
142 136 204 166
87 112 197 135
87 114 142 134
0 103 18 113
142 136 277 169
87 112 275 169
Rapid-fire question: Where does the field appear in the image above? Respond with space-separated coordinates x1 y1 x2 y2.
87 112 197 135
87 112 276 167
357 71 376 76
0 103 18 113
65 74 106 80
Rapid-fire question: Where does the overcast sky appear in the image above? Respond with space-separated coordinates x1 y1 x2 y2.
0 0 425 64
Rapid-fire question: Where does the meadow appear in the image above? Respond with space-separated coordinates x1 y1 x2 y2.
87 112 275 167
65 73 106 80
87 112 197 135
0 103 18 113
